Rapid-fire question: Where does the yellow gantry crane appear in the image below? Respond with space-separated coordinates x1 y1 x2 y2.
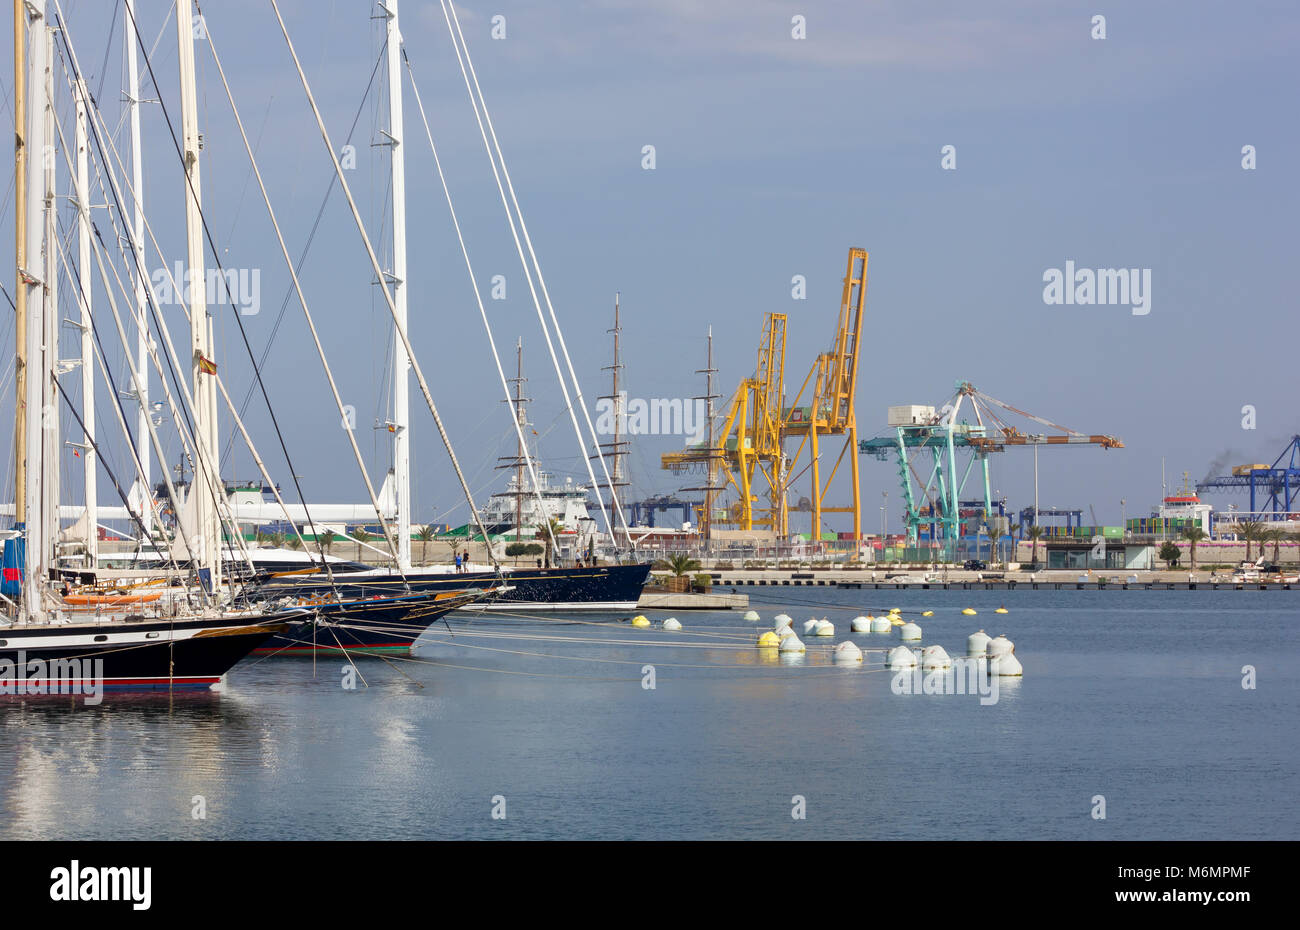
662 248 867 543
781 248 866 542
662 314 787 534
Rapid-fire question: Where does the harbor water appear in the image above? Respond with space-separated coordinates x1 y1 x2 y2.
1 588 1295 840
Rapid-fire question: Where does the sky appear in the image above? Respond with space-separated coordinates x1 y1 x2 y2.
3 0 1298 534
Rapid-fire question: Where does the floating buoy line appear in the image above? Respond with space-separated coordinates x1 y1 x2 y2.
266 601 1024 686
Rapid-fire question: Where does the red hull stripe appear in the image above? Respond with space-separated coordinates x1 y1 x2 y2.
2 677 221 686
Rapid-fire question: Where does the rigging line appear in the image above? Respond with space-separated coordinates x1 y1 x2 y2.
49 373 173 572
91 0 121 106
441 0 635 552
52 47 237 587
220 37 387 467
50 44 203 481
54 226 187 582
40 76 200 554
268 0 500 571
212 371 323 583
222 93 272 244
401 51 559 560
430 6 618 550
117 1 344 581
198 10 401 581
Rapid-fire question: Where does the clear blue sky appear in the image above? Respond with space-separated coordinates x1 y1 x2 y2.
4 1 1297 532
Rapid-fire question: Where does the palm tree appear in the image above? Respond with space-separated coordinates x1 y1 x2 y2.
350 527 373 561
415 524 437 565
667 553 701 577
1026 525 1044 564
1180 525 1207 572
534 518 563 567
1289 530 1300 567
988 525 1004 568
285 534 303 551
1261 526 1286 563
664 552 701 592
318 529 338 554
1232 519 1264 562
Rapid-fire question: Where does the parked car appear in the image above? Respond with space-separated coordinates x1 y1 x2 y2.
963 559 987 571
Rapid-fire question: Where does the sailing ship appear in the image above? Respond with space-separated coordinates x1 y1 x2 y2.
1 0 301 692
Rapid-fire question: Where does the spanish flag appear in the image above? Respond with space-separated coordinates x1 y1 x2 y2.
198 354 217 375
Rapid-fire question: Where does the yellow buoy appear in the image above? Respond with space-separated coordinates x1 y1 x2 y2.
631 615 651 627
890 616 904 626
757 631 781 647
921 610 934 617
962 608 978 616
995 607 1009 614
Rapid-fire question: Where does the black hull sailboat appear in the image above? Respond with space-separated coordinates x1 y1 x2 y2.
0 610 300 694
254 587 492 656
250 562 652 614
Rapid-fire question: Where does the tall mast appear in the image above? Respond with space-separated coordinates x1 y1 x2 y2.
20 0 48 620
511 340 525 540
40 20 58 563
697 326 719 548
383 0 411 571
124 0 151 535
596 293 628 546
13 0 27 530
176 0 220 588
75 75 97 566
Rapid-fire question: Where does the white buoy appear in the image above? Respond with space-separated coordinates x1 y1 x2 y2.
899 622 922 641
779 633 805 653
870 616 893 633
778 625 798 640
987 635 1014 658
990 652 1024 676
774 614 794 631
921 645 952 670
833 641 863 663
851 615 871 632
802 618 819 634
813 619 835 636
743 610 761 622
887 645 918 669
662 617 682 631
967 629 991 655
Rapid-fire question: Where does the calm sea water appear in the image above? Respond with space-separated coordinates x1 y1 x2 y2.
1 588 1296 840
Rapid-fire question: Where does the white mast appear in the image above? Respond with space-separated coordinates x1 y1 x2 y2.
75 75 97 566
124 0 151 535
176 0 220 589
20 0 48 621
40 19 59 573
383 0 411 571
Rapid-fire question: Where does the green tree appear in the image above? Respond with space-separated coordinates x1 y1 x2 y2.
1261 526 1286 563
285 534 303 551
1180 525 1207 572
1158 540 1181 568
667 553 701 577
534 518 563 566
1232 519 1264 562
1026 525 1044 564
505 541 543 564
415 524 437 565
988 524 1004 568
318 530 338 554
